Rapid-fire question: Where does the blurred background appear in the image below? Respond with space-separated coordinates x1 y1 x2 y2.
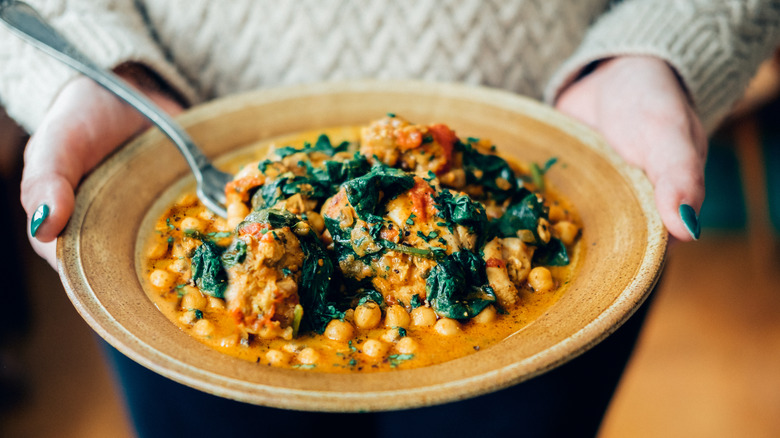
1 53 779 437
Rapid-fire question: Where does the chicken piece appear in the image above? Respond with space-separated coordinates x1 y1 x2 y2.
482 237 519 307
223 226 305 340
501 237 535 285
360 116 455 174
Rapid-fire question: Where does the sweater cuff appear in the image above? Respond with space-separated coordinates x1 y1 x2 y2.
0 1 198 133
544 0 780 133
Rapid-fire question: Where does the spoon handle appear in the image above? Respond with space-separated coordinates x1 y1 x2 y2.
0 1 230 216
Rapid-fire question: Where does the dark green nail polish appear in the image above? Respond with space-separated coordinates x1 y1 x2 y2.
30 204 50 238
679 204 701 240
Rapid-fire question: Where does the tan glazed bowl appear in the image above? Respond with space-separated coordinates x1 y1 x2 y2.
57 81 667 412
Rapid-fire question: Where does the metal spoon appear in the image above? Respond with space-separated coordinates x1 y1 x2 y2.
0 0 232 217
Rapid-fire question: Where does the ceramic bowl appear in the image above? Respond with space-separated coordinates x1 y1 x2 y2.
57 81 666 412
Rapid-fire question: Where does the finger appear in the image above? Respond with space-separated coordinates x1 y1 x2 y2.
20 76 167 242
640 116 707 241
27 236 57 270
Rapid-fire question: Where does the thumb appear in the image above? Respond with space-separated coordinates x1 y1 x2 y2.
20 122 84 269
637 109 707 242
20 76 153 265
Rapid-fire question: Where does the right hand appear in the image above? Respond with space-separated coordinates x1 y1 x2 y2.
21 69 184 269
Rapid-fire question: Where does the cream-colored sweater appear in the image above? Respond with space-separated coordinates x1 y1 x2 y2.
1 0 779 134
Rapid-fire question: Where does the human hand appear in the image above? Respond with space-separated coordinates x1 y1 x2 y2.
556 56 708 242
21 65 184 268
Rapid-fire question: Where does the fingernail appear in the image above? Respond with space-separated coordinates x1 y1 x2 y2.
678 204 701 240
30 204 50 238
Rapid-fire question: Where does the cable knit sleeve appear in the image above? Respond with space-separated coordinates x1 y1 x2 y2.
0 0 198 133
544 0 780 133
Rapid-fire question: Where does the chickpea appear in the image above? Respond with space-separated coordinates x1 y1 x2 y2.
282 343 302 354
197 209 217 222
536 218 551 244
306 212 326 234
293 221 311 237
167 258 189 274
192 319 214 337
266 349 290 367
297 347 320 365
485 205 504 220
553 221 580 246
384 305 410 329
472 305 497 324
411 307 437 327
227 202 250 229
380 328 404 343
146 238 169 259
324 319 355 342
150 269 176 289
395 336 418 354
181 289 208 311
207 296 225 310
178 310 198 325
175 193 199 208
548 204 566 222
354 302 382 329
434 318 460 336
439 168 466 188
362 339 388 358
220 334 239 348
180 217 205 233
528 267 554 293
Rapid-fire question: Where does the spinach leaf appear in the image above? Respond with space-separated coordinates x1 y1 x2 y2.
355 289 384 308
426 251 496 319
490 193 547 244
529 157 558 191
297 229 344 334
434 189 488 240
239 208 298 230
309 154 371 189
410 294 424 309
458 139 520 202
190 240 227 298
253 154 371 211
221 239 247 268
274 134 350 158
532 237 570 266
490 194 570 266
343 162 415 222
252 173 329 210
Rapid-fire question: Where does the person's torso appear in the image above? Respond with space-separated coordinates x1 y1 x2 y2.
142 0 609 101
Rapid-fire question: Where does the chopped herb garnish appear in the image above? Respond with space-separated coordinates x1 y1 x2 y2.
292 364 317 369
207 231 233 239
406 213 416 226
388 353 414 368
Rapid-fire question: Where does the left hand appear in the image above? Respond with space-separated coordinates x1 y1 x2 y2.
555 56 708 242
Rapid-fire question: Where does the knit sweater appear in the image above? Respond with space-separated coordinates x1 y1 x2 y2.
1 0 779 134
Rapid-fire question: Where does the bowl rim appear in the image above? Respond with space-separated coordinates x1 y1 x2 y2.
57 80 667 411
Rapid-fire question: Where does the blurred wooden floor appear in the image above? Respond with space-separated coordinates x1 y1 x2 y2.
2 62 780 437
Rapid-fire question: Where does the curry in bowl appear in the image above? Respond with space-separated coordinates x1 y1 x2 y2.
140 115 582 372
